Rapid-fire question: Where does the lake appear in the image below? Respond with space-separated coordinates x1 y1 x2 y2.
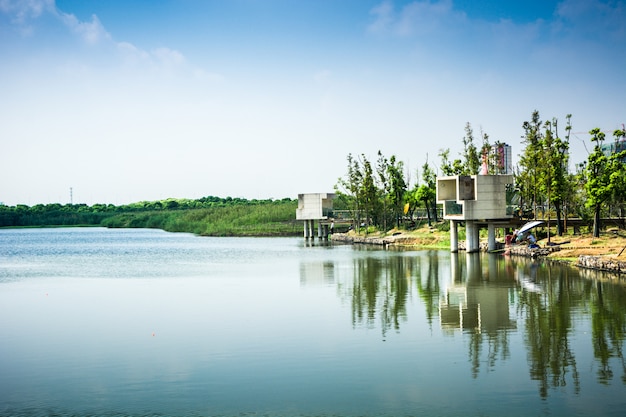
1 227 625 416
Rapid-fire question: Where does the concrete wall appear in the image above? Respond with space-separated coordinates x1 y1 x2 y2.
437 175 513 221
296 193 335 220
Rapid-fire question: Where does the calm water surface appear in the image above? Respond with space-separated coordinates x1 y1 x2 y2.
1 227 626 416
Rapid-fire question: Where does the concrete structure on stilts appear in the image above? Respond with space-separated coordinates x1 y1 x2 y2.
436 175 514 253
296 193 335 240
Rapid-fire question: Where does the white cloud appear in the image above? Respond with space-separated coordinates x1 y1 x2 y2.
368 1 394 34
555 0 625 42
0 0 54 35
368 0 464 37
152 47 186 67
117 41 151 63
0 0 53 23
58 11 111 44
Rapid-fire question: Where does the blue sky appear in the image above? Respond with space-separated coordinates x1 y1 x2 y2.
1 0 624 206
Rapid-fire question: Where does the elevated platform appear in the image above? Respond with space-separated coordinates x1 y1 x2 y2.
296 193 335 239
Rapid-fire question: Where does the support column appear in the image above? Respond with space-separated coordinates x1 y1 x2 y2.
317 222 323 238
466 221 479 253
487 223 496 252
308 220 314 239
303 221 309 238
465 221 474 253
450 220 458 253
473 223 480 252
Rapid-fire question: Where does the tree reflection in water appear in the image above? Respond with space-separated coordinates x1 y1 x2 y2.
517 259 581 397
320 248 626 398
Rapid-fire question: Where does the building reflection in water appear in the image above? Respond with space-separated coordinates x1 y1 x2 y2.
299 247 626 397
439 253 517 335
299 261 336 286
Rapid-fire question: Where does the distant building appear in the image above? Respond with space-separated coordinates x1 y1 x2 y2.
601 138 626 162
481 143 513 175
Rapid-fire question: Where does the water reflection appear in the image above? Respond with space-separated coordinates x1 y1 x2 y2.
301 249 626 398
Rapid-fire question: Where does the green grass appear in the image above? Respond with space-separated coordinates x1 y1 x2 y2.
101 200 300 236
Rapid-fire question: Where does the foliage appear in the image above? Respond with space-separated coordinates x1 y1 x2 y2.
584 128 626 237
335 151 408 233
411 159 438 226
0 197 299 236
439 122 481 176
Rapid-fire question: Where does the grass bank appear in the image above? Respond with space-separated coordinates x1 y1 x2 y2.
101 200 301 236
339 224 626 262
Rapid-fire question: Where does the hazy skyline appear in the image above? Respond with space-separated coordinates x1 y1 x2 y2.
1 0 624 206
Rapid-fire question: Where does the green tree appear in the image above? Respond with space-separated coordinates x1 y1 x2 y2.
542 116 572 236
438 148 465 176
376 151 391 231
462 122 481 175
387 155 407 228
413 159 438 226
608 128 626 219
360 155 379 232
335 153 364 231
518 110 545 220
585 128 626 237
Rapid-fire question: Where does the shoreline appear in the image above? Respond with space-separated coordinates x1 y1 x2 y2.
331 231 626 276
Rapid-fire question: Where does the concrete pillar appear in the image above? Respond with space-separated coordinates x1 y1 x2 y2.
303 221 309 238
466 221 475 253
308 220 314 239
450 220 458 253
323 224 329 239
318 222 323 238
474 225 480 252
474 224 480 252
466 221 480 253
487 223 496 252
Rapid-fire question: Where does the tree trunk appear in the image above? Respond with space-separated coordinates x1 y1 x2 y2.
555 202 563 236
424 200 432 227
593 204 601 238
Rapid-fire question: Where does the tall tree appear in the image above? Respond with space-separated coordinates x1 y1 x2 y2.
584 128 626 237
360 154 379 232
387 155 407 228
462 122 481 175
518 110 545 220
335 153 363 231
413 159 438 226
543 115 572 236
608 128 626 219
376 151 391 231
438 148 465 176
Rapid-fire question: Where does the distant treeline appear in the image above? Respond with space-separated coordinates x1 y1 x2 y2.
0 196 300 236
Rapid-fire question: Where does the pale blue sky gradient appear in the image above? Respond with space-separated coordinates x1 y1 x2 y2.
1 0 624 205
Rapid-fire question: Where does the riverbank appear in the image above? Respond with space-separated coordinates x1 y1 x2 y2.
332 227 626 275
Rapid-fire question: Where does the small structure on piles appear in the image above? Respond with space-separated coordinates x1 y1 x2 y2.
296 193 335 239
436 174 514 252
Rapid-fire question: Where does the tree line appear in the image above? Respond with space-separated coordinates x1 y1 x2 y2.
335 110 626 237
0 196 295 228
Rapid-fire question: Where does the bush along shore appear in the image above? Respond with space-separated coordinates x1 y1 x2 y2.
0 198 301 237
332 227 626 276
